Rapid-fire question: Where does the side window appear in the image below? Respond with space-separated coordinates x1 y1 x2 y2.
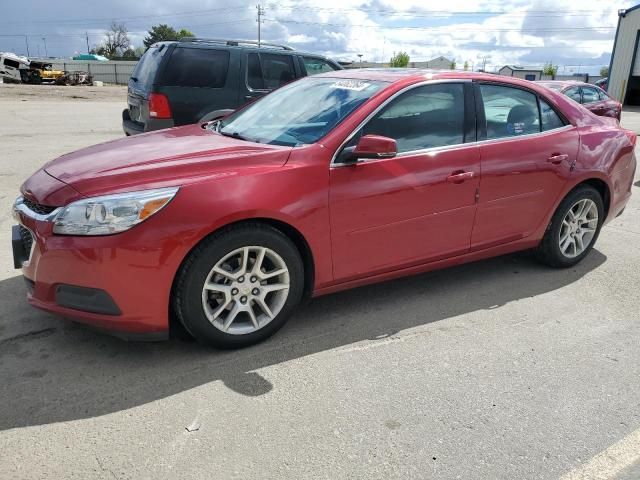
582 87 600 104
597 88 608 101
303 57 338 75
3 58 20 69
479 84 540 139
539 99 565 131
160 47 229 88
247 53 264 90
360 83 465 153
565 87 581 103
260 53 295 89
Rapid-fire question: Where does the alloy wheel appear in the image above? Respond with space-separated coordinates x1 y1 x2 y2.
558 198 598 258
201 246 290 335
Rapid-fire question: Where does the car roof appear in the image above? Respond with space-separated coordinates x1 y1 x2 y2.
312 68 558 90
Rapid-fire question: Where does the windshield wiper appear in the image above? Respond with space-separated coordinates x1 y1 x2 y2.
218 129 253 142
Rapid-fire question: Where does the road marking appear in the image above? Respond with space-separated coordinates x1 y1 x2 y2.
559 427 640 480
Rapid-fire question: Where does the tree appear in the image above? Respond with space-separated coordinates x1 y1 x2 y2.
542 62 558 79
389 51 410 68
600 66 609 77
144 24 195 48
450 60 456 70
463 61 469 71
100 22 130 59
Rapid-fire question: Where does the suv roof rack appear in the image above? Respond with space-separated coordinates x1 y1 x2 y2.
179 37 294 51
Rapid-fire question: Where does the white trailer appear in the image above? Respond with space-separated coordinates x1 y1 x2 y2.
0 52 30 83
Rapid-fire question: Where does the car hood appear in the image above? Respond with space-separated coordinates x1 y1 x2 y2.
43 125 292 198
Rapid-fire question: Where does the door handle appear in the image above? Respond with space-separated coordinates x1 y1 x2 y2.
446 171 474 183
547 153 568 165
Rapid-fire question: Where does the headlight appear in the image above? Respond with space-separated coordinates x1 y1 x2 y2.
53 187 179 236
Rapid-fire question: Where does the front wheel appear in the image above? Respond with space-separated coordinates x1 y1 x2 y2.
172 224 304 348
536 185 604 268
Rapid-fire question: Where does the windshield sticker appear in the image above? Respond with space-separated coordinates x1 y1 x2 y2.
331 80 371 91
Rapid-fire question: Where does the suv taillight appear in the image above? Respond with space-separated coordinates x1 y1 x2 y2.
149 93 172 119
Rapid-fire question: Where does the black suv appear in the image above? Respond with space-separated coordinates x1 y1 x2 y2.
122 38 342 135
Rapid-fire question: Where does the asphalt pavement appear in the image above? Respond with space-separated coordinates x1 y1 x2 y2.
0 86 639 480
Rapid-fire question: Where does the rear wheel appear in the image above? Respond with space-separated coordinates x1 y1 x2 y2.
172 224 304 348
536 185 604 268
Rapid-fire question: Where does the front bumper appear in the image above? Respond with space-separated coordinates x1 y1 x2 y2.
12 196 185 340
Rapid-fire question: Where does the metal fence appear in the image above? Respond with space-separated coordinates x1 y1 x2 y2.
47 60 138 85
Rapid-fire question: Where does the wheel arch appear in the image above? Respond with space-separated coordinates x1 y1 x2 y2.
170 217 316 319
578 177 610 217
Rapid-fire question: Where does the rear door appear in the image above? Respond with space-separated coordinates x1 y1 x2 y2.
156 46 238 125
239 51 299 105
471 82 577 249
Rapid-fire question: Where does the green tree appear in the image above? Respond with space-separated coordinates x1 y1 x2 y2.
450 60 456 70
463 61 469 71
144 24 195 48
389 51 410 68
600 66 609 77
542 62 558 79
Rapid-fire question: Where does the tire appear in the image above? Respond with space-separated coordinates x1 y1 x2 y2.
172 223 304 348
536 185 605 268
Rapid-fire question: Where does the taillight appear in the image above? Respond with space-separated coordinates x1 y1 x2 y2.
148 93 172 119
624 130 637 147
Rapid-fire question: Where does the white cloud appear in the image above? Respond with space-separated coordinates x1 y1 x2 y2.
1 0 635 73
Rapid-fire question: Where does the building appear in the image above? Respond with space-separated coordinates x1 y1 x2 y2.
341 56 454 69
498 65 544 81
409 56 454 69
609 4 640 105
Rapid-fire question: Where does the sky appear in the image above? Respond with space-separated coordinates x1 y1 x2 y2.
0 0 637 74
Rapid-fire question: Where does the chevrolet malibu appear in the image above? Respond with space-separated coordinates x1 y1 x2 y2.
12 70 636 348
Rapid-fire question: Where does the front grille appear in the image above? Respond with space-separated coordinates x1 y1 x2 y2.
19 225 33 255
23 197 57 215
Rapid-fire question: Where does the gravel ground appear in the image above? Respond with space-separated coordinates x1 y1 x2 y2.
0 84 639 480
0 83 127 102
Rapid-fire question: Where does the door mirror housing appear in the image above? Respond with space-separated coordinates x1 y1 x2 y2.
339 135 397 164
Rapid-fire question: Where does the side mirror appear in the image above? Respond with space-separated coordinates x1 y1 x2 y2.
339 135 397 164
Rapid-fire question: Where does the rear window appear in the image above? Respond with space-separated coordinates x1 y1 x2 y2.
130 45 167 91
160 47 229 88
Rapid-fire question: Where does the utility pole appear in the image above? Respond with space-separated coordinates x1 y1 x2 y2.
42 37 47 57
86 32 90 54
24 35 30 57
256 4 265 47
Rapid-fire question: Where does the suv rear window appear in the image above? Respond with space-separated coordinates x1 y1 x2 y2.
247 52 295 90
130 45 167 91
160 47 229 88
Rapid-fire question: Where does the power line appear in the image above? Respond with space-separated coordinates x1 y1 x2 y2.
266 18 616 32
269 4 613 18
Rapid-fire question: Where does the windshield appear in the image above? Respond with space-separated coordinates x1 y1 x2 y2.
217 77 388 146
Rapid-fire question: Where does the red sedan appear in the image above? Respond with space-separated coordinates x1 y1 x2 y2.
13 70 636 348
538 80 622 120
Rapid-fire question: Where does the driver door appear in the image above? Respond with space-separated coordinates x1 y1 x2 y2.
329 82 480 281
